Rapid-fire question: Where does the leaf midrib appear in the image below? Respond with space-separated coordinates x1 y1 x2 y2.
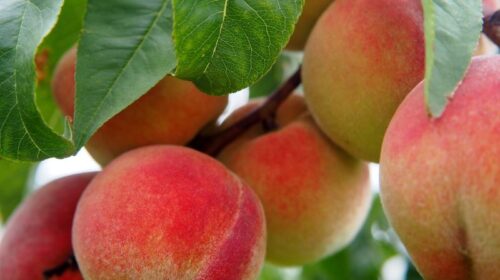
7 0 51 159
201 0 228 75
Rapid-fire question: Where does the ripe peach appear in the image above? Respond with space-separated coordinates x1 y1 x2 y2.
218 95 372 266
302 0 426 162
52 48 228 165
380 56 500 279
286 0 334 51
0 173 96 280
72 146 266 279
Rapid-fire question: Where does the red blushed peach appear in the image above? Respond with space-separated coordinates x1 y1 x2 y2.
380 56 500 280
72 145 266 279
52 48 228 166
219 95 372 266
0 173 96 280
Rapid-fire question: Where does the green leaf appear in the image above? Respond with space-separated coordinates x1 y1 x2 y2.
37 0 88 135
0 159 35 222
173 0 304 95
422 0 483 117
250 52 302 99
0 0 74 161
73 0 176 150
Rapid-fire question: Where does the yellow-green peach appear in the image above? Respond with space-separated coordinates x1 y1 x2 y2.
286 0 334 51
302 0 425 162
219 95 372 266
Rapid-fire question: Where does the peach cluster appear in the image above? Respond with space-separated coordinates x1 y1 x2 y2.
1 0 497 279
1 45 373 278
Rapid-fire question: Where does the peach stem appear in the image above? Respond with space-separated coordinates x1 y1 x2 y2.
484 10 500 46
189 66 302 156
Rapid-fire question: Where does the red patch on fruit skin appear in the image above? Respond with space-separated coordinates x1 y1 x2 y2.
380 56 500 280
383 56 500 158
73 146 265 279
238 122 324 221
220 105 372 265
197 183 266 280
0 173 96 280
344 0 425 94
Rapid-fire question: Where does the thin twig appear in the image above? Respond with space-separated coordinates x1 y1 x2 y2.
189 67 302 156
483 10 500 46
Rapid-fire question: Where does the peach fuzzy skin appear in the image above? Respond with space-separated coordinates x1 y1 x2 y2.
72 146 266 279
285 0 334 51
302 0 425 162
219 95 371 266
380 56 500 280
52 48 228 166
0 173 96 280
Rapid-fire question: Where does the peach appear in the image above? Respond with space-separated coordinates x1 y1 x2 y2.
72 145 266 279
302 0 426 162
52 48 228 165
0 173 96 280
218 95 372 266
380 56 500 279
286 0 334 51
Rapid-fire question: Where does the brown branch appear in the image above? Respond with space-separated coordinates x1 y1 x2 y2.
483 10 500 46
189 67 302 156
43 255 79 280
